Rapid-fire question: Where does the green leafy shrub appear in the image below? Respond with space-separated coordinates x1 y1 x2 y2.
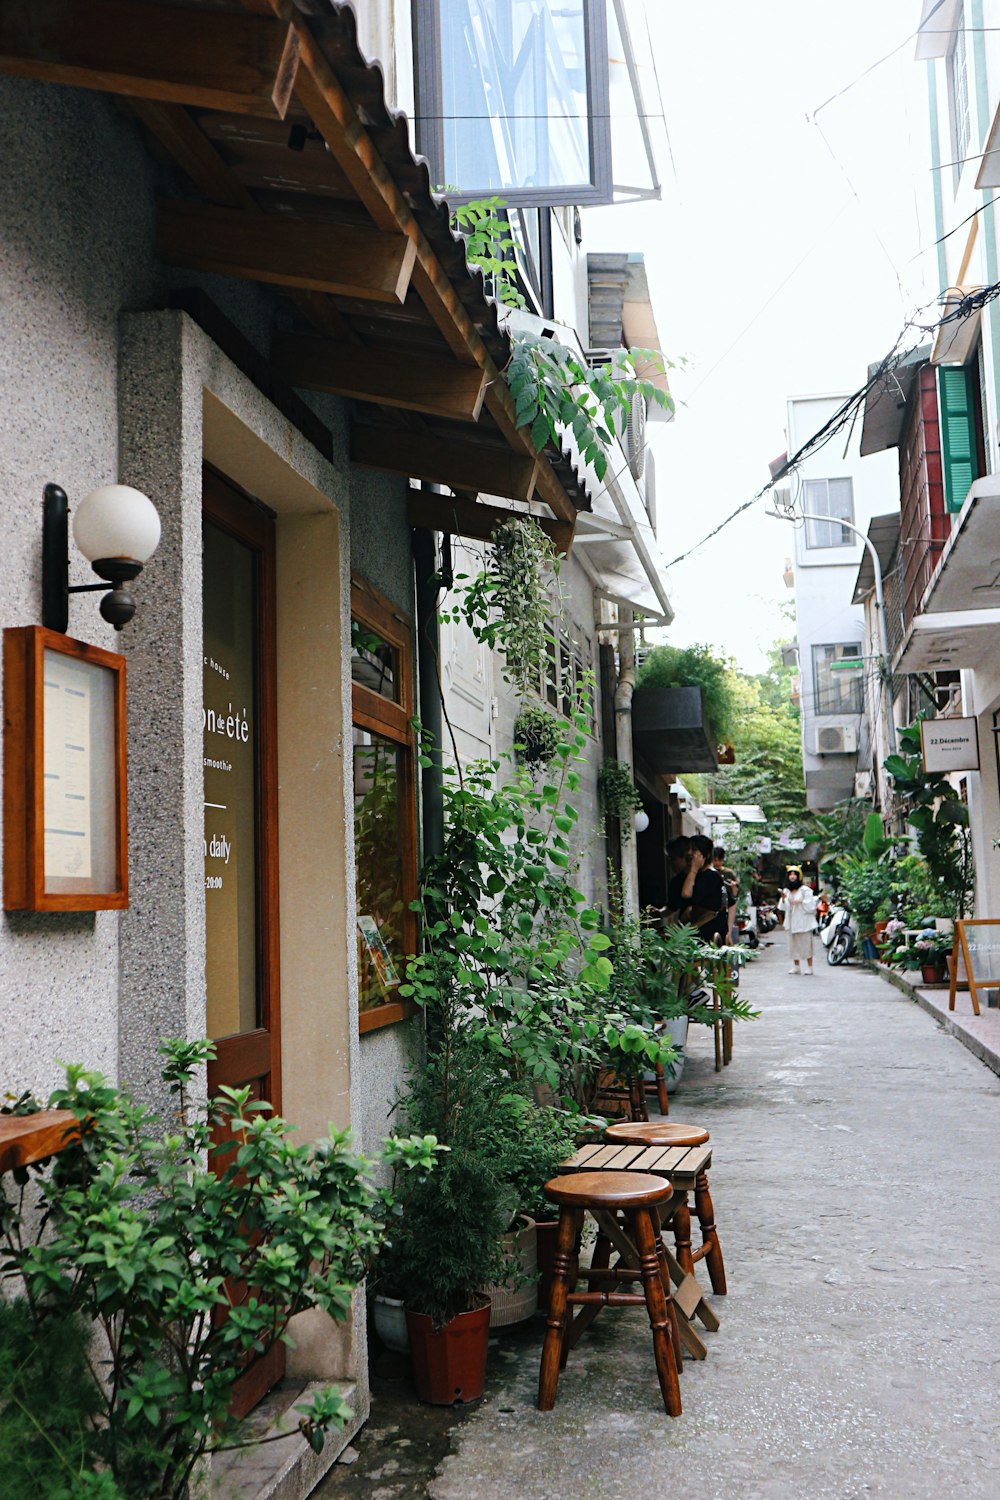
0 1043 439 1500
884 719 974 917
634 643 738 745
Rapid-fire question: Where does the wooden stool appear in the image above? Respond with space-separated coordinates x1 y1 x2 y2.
605 1121 726 1295
537 1170 683 1417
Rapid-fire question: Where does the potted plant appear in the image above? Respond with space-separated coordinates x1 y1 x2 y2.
911 928 953 984
382 1034 520 1404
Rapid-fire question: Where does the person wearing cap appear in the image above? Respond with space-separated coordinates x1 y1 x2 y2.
778 866 818 976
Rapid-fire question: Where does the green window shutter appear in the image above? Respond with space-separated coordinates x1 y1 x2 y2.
938 364 977 513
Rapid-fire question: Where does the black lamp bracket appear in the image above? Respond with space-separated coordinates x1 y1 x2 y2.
42 483 141 632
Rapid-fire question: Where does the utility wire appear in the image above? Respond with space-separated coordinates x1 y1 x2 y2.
664 279 1000 570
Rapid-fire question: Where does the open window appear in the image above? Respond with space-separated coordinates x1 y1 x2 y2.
351 576 418 1033
414 0 613 206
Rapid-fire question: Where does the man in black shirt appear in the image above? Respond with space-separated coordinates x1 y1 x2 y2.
667 834 726 941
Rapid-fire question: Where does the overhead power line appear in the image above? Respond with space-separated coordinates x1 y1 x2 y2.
664 281 1000 570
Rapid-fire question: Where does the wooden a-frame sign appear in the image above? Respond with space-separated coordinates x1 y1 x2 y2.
948 919 1000 1016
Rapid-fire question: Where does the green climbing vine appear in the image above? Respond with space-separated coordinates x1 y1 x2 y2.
451 198 675 480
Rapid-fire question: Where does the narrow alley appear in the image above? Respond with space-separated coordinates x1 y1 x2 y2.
323 946 1000 1500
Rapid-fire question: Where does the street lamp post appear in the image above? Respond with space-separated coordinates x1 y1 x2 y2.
769 508 896 753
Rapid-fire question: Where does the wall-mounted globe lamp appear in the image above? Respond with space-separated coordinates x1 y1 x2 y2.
634 808 650 834
42 482 161 632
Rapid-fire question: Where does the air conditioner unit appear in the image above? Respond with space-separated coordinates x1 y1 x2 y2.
814 724 857 755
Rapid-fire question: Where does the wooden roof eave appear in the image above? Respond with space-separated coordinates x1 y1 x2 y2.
0 0 580 536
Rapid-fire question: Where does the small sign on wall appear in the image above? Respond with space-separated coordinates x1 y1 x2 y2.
920 716 980 773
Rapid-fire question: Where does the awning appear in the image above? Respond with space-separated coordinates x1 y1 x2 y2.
859 346 931 457
0 0 583 535
915 0 961 60
851 513 901 604
700 805 767 826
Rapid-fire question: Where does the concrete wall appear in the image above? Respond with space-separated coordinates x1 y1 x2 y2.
0 72 428 1406
787 394 899 811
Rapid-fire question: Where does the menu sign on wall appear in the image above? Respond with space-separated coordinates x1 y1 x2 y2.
203 520 260 1039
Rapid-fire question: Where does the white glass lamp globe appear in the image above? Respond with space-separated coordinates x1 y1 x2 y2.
634 808 650 834
72 485 161 565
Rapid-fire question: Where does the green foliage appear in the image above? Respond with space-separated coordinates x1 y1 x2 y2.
380 1036 580 1323
452 196 673 482
0 1300 125 1500
710 639 808 833
513 702 563 768
813 798 872 877
450 197 527 309
889 852 958 922
506 333 672 481
0 1044 440 1500
635 642 738 746
837 853 896 934
443 517 560 700
884 719 975 917
597 759 643 824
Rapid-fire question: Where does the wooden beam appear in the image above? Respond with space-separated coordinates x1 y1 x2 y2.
130 101 258 210
351 427 539 503
0 0 292 116
272 332 487 421
407 490 573 553
279 9 579 525
157 201 417 303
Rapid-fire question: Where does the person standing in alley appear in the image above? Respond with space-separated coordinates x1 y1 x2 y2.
779 865 818 975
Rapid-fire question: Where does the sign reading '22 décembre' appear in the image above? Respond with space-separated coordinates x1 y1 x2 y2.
920 716 980 773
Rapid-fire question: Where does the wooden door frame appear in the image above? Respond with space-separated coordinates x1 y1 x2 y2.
202 466 283 1412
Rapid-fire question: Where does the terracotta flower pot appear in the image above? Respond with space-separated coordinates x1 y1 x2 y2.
405 1297 491 1405
920 963 946 985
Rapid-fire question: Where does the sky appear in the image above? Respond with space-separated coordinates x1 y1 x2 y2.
584 0 938 671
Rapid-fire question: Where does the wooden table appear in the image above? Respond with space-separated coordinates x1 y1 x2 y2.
559 1138 720 1360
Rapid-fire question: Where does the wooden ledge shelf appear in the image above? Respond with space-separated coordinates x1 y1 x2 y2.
0 1110 80 1173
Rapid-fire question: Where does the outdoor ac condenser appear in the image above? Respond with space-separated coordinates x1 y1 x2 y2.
814 724 858 755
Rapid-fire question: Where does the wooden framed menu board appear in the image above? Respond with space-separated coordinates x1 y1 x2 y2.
948 919 1000 1017
3 627 128 911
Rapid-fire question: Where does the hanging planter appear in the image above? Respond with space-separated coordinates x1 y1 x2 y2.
598 759 642 833
514 704 562 769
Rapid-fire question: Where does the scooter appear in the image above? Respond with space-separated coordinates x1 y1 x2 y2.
819 905 856 966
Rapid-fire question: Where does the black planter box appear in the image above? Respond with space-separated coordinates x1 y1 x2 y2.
631 686 719 774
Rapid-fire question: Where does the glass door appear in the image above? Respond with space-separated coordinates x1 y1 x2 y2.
202 466 282 1413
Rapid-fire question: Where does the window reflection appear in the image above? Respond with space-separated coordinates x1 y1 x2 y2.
353 727 405 1010
351 619 400 702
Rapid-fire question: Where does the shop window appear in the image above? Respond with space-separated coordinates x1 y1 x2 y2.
812 643 863 716
803 478 855 548
351 575 417 1032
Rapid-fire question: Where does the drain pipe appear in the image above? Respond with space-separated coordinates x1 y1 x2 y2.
412 525 444 864
613 607 640 917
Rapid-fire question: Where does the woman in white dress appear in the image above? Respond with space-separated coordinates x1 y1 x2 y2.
778 867 818 976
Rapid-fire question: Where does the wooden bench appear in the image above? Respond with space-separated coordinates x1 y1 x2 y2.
0 1110 79 1174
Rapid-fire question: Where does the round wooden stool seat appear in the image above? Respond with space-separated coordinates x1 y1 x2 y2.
605 1120 710 1148
543 1170 673 1211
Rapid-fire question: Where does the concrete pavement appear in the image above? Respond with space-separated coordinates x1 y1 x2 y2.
319 942 1000 1500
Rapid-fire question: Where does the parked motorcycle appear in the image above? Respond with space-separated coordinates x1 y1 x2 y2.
819 905 856 966
756 902 779 935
